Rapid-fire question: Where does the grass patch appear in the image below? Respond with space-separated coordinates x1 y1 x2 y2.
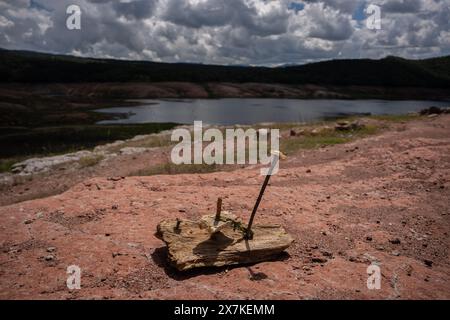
281 124 379 155
78 155 104 168
0 123 178 159
133 123 380 177
106 134 174 153
370 114 420 122
0 159 18 173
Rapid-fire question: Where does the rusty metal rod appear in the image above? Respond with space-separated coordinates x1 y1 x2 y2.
245 154 280 239
215 197 222 221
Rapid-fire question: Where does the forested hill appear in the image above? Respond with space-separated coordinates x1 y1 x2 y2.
1 48 449 88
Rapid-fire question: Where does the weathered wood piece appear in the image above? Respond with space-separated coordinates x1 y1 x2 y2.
156 214 293 271
200 211 237 234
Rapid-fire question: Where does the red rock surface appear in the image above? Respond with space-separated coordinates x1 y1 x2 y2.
1 116 449 299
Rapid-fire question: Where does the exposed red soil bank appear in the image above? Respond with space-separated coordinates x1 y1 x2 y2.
0 115 449 299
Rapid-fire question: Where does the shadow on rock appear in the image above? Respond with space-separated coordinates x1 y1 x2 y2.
151 246 290 281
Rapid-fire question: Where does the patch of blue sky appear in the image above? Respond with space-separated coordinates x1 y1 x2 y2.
288 2 305 13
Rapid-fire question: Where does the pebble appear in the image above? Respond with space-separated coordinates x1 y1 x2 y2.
424 259 433 267
321 250 333 257
311 257 327 263
44 255 54 261
390 238 401 245
24 219 33 225
391 251 400 256
46 247 56 253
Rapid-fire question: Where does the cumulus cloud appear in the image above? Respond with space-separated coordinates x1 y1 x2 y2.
0 0 448 65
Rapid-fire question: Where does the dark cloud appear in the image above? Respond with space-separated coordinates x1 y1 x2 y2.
382 0 422 13
112 0 157 20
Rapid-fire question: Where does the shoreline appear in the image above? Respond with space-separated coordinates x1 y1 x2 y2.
3 82 450 101
0 113 431 206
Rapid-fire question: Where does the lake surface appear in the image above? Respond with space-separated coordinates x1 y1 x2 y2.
96 99 449 125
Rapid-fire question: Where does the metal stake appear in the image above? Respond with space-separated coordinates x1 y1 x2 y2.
215 197 222 221
245 152 281 239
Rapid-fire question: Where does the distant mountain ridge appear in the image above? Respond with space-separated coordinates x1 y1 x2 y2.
1 48 449 88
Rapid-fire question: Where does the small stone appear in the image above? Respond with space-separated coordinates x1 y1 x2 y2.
406 265 413 276
321 250 333 257
178 209 186 213
424 259 433 267
391 251 400 256
302 266 311 271
108 176 125 181
46 247 56 253
311 256 327 263
366 236 373 241
111 204 119 210
24 219 33 225
389 238 401 245
306 169 311 173
44 255 54 261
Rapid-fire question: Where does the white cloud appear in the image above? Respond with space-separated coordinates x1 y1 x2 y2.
0 0 448 65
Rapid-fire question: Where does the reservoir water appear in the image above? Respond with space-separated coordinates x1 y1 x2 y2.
96 99 449 125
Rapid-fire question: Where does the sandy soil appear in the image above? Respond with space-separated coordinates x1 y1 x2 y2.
0 115 449 299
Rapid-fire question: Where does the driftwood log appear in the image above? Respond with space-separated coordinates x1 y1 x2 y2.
156 212 293 271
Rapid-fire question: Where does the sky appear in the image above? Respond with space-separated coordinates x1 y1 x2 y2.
0 0 449 65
